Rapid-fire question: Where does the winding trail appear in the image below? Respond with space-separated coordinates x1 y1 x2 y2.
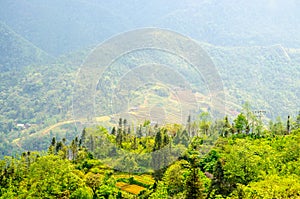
12 119 84 148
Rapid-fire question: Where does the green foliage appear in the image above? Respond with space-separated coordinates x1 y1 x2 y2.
70 187 93 199
26 156 83 196
232 175 300 199
198 112 212 135
199 149 220 173
1 115 300 198
85 172 104 196
114 155 139 174
185 167 204 199
269 117 286 135
163 160 188 196
148 182 168 199
234 113 248 134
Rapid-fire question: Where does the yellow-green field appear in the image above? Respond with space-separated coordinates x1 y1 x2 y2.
114 173 155 185
116 182 146 195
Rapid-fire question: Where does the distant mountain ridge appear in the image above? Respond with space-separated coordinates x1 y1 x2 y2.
0 0 300 56
0 21 51 71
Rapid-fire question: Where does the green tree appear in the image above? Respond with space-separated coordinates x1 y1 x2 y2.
115 154 138 175
131 137 138 150
185 155 204 199
48 137 56 154
153 130 163 151
81 128 87 147
233 175 300 199
70 187 93 199
199 112 212 135
287 115 291 134
70 139 78 161
223 141 262 185
163 160 188 196
118 118 123 129
295 111 300 129
137 125 143 138
270 117 285 135
174 129 189 147
20 155 84 198
208 159 230 197
85 172 103 197
234 113 248 134
116 129 123 147
51 137 56 146
149 182 168 199
223 116 231 137
111 127 116 136
152 129 166 181
55 141 63 154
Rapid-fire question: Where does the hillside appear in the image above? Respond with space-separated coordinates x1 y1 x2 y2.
1 0 300 55
0 22 51 71
0 0 129 56
0 14 299 157
0 41 299 156
203 43 300 119
0 47 90 155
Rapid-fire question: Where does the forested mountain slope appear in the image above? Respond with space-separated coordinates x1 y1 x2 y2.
0 22 51 71
203 43 300 118
1 40 299 157
0 0 299 162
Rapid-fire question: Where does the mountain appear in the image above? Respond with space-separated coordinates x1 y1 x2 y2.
203 43 300 119
1 0 300 56
1 40 299 151
0 0 299 155
0 22 51 71
157 0 300 48
0 0 129 56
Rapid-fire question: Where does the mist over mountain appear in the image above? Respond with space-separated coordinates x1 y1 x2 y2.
1 0 300 55
0 22 51 71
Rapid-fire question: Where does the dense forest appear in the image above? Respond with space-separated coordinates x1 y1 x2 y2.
1 109 300 198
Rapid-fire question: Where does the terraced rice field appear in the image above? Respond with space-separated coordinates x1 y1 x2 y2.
116 182 146 195
114 174 155 185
